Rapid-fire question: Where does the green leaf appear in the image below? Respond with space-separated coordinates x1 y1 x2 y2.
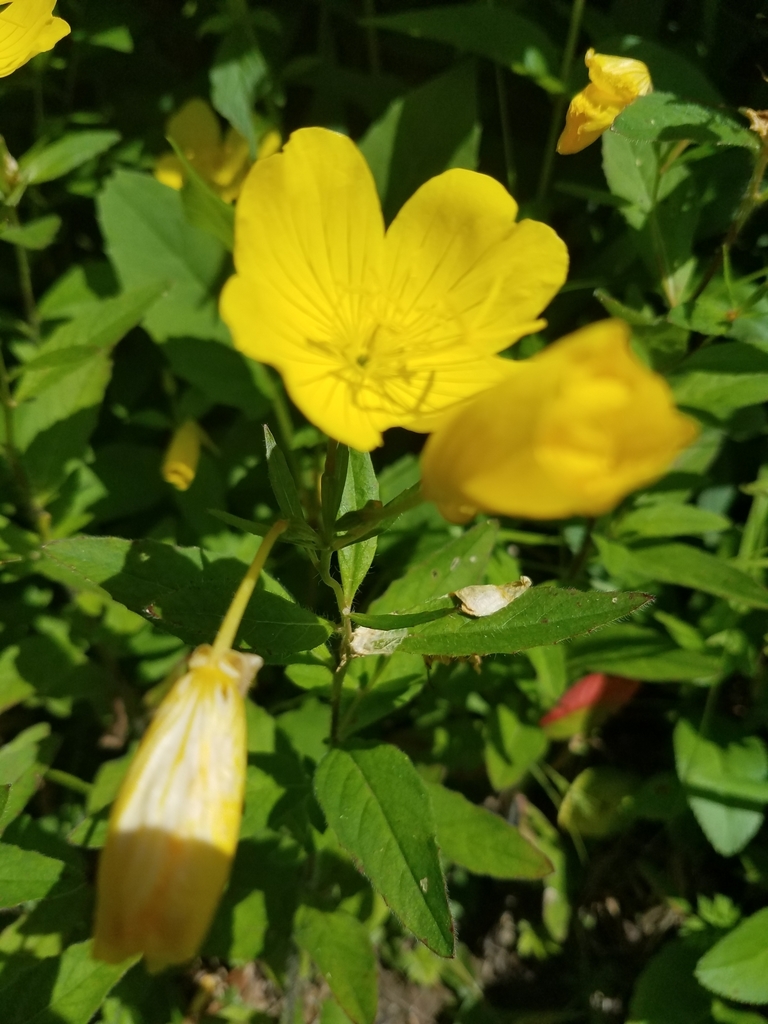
163 336 271 416
0 214 61 250
670 342 768 417
294 906 378 1024
558 767 638 838
314 743 454 957
264 424 303 521
612 93 758 150
338 450 380 605
0 842 69 907
20 130 121 184
615 503 731 539
368 5 560 92
40 536 332 662
370 521 497 615
396 587 652 658
426 783 552 880
0 724 60 831
205 834 301 967
628 935 716 1024
675 718 768 855
569 625 723 683
14 283 165 402
210 33 270 157
168 138 235 251
0 939 136 1024
484 705 548 790
696 908 768 1005
338 654 427 739
604 541 768 610
359 62 480 222
97 169 228 342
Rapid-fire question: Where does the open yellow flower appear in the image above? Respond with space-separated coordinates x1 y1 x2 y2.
221 127 568 450
0 0 70 77
162 420 202 491
557 49 652 155
421 319 698 522
154 99 279 203
93 644 261 971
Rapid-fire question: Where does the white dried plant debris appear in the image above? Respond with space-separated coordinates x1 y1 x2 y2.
452 576 532 617
349 625 408 656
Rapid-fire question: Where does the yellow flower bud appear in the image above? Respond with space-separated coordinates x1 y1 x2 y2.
557 49 652 155
162 420 202 492
93 644 262 971
0 0 70 78
421 319 699 522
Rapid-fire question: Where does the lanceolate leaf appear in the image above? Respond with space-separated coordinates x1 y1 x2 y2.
314 743 454 957
426 783 552 880
396 587 652 657
294 906 378 1024
39 536 332 661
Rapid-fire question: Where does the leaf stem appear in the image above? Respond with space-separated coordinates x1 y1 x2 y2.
536 0 586 206
211 519 287 655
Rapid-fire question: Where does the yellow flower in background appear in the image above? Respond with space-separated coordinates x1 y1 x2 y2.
557 49 652 155
0 0 70 77
162 420 202 491
221 127 568 451
421 319 698 522
154 99 280 202
93 644 262 971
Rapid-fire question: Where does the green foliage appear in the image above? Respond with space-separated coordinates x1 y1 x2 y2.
0 2 767 1022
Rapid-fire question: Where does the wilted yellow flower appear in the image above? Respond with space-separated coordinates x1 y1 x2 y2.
557 49 652 155
0 0 70 77
93 644 261 971
162 420 202 491
421 319 698 522
154 99 276 203
221 127 568 451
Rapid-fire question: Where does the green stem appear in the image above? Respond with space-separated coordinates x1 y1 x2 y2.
313 546 353 743
536 0 587 206
0 346 49 539
10 210 40 343
45 768 92 796
361 0 381 76
691 138 768 303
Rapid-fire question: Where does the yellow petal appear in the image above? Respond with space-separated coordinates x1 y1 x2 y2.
421 319 699 521
0 0 70 77
586 48 652 104
214 127 251 202
257 128 282 160
93 645 260 971
557 85 624 154
383 168 568 355
166 98 221 155
162 420 202 491
154 153 185 191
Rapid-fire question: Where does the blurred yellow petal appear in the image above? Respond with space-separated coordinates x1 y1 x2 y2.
154 153 185 191
257 128 282 160
558 48 652 155
167 97 221 156
421 319 698 521
0 0 70 77
93 645 260 972
162 420 202 491
222 127 568 450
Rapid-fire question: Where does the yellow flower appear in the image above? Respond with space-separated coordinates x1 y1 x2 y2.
162 420 202 491
221 127 568 451
155 98 256 203
557 49 652 155
0 0 70 77
421 319 698 522
93 644 262 971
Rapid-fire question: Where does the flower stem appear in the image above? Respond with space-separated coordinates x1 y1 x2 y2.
211 519 287 656
536 0 587 206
